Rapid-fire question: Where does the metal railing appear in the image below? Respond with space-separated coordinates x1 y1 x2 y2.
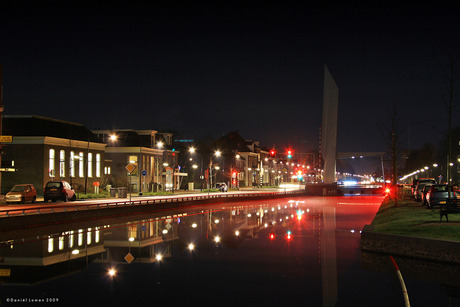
0 190 304 218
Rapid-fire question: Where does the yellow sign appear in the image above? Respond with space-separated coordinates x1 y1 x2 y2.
125 163 136 174
0 135 12 143
124 252 135 264
0 269 11 276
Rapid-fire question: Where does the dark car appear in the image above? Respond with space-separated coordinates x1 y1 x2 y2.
426 184 457 209
44 180 76 202
6 184 37 204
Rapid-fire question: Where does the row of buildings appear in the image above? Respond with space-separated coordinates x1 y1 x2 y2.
0 115 312 195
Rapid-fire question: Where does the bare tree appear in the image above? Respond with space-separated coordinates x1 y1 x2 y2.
441 40 459 183
379 100 405 186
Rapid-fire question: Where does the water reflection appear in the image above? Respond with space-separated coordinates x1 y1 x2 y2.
8 196 454 306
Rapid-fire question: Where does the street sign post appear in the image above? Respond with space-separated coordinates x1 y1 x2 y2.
125 163 137 202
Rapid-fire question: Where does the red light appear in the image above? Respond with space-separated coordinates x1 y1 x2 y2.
270 149 276 156
287 234 292 240
269 233 275 240
385 188 391 194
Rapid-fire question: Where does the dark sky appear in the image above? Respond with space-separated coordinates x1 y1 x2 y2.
1 3 460 155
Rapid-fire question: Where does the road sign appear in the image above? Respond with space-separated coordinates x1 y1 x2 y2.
142 170 147 176
124 252 135 264
0 269 10 276
125 163 136 174
0 135 12 142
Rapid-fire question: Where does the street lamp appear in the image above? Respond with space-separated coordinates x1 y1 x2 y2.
209 150 222 189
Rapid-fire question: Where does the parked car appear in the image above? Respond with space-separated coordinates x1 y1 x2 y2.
216 182 228 192
421 184 433 205
426 184 457 209
44 180 76 202
411 178 436 198
414 183 430 201
6 184 37 204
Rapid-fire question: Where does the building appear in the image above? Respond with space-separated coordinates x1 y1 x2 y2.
92 129 182 193
1 115 106 195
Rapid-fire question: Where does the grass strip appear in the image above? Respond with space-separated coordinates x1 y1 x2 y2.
370 198 460 241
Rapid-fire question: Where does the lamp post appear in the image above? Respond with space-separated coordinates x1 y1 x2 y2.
210 150 221 189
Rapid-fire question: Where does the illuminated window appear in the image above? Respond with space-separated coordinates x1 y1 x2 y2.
96 154 101 177
129 224 137 239
70 151 75 177
69 231 74 248
49 149 55 177
79 152 84 177
128 156 138 175
60 150 65 177
48 237 54 253
88 153 93 178
59 236 64 250
78 229 83 246
87 228 92 245
95 228 100 243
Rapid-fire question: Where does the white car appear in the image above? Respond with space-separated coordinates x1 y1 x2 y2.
216 183 228 192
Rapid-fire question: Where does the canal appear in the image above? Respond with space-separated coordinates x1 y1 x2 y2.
0 195 458 306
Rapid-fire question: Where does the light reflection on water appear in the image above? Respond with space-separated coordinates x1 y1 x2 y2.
0 196 458 306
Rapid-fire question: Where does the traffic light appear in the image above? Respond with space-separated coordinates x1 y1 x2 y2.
287 150 292 159
270 149 276 157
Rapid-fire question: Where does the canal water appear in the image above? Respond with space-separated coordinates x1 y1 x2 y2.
0 195 458 306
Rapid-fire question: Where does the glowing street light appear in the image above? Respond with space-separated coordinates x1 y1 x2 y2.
108 268 116 277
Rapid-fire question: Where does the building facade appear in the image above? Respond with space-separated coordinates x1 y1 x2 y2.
2 116 106 195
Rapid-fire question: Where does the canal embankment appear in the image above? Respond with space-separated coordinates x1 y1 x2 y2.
0 190 307 235
361 197 460 264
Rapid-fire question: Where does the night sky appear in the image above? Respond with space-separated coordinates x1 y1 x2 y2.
1 3 460 155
